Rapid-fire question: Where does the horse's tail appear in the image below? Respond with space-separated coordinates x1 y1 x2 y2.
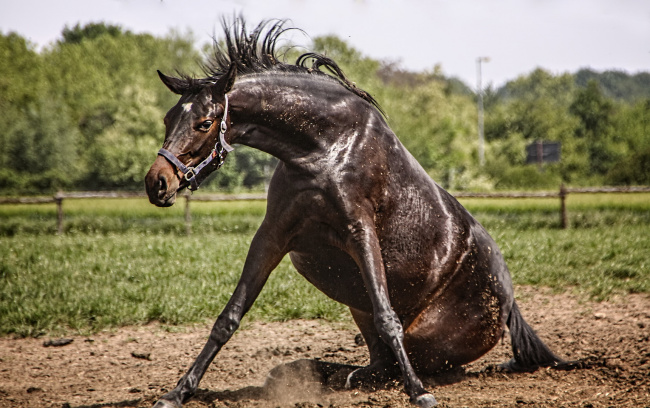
503 300 565 372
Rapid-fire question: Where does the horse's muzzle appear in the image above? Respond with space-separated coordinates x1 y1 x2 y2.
145 156 180 207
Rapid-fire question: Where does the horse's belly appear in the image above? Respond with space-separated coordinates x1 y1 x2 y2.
289 246 442 315
289 248 373 312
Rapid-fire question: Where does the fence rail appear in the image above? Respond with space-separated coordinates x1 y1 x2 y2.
1 186 649 234
454 185 650 229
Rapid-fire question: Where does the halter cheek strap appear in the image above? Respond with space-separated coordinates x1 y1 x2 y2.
157 94 234 191
219 94 234 153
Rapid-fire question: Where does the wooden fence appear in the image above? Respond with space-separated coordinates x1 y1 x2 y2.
452 185 650 229
1 186 648 234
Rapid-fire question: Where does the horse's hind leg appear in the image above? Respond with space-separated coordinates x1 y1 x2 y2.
346 307 400 388
403 292 507 376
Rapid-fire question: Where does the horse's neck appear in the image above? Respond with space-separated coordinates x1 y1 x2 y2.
230 74 366 165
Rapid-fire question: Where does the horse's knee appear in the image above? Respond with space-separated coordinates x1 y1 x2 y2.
210 314 240 344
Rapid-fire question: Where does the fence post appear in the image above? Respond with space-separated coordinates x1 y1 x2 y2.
559 184 568 229
184 193 192 235
55 192 64 235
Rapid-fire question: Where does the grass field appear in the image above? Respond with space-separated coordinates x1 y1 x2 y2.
1 193 648 337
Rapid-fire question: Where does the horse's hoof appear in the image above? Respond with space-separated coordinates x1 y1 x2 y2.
412 392 438 407
152 399 181 408
344 363 399 389
344 367 360 389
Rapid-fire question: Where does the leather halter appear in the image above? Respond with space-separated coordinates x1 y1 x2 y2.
157 95 234 191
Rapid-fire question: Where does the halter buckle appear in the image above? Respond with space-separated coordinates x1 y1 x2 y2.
184 168 197 182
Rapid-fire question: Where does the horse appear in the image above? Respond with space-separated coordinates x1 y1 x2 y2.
145 19 567 408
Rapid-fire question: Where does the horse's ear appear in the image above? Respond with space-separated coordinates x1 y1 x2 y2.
158 70 186 95
211 63 237 99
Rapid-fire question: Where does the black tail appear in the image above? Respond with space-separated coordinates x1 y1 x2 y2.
503 301 564 372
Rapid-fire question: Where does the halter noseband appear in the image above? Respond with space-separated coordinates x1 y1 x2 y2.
157 94 235 191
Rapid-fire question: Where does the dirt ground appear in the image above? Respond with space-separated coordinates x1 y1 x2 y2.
1 286 648 408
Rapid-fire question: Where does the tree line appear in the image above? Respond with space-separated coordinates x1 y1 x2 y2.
1 23 648 194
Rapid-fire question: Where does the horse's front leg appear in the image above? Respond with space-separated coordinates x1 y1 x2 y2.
153 224 286 408
345 218 437 408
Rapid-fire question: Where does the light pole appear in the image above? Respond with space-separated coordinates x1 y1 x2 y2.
476 56 490 167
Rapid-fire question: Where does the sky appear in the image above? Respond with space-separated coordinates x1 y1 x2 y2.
0 0 648 88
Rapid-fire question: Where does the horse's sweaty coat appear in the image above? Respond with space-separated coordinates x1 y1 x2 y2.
145 19 567 408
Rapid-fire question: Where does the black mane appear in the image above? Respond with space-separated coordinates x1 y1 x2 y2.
186 18 384 115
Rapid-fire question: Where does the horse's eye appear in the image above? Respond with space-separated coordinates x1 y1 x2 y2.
197 120 213 132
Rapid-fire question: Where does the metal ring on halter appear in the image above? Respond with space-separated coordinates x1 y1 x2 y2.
183 168 197 182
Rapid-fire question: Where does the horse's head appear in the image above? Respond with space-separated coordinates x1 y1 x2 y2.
145 65 237 207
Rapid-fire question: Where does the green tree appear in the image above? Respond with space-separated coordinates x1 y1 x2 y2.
60 22 126 45
606 147 650 185
0 97 83 191
484 69 580 188
3 25 649 194
0 32 44 170
606 99 650 185
0 32 84 192
40 24 202 190
575 68 650 102
87 83 163 189
569 80 620 176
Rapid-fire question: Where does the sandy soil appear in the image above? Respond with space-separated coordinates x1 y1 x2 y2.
1 286 648 408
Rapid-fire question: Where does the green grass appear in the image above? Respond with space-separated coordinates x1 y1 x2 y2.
493 225 649 298
0 231 348 337
0 193 648 337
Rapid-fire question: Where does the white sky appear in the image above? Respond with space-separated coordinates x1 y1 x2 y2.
0 0 648 87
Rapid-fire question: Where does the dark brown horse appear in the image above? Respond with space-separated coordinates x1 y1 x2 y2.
145 19 567 408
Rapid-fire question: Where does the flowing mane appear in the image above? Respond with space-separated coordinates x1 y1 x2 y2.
183 18 384 115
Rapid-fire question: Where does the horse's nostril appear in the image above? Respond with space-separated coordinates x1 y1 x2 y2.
158 175 168 198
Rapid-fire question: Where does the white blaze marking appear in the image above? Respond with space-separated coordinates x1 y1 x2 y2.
182 102 193 112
